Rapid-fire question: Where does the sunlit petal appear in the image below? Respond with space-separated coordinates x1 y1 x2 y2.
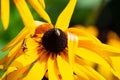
78 41 120 57
75 63 105 80
28 0 51 24
76 47 120 78
8 41 22 57
10 48 39 68
38 0 45 9
35 21 53 34
76 48 112 68
55 0 77 31
68 28 100 43
14 0 35 34
57 54 74 80
84 66 106 80
48 54 59 80
73 25 99 37
73 64 89 80
68 32 78 67
1 67 18 79
1 0 10 30
97 65 115 80
2 65 30 80
111 57 120 78
2 21 48 51
23 53 48 80
2 26 29 51
100 44 120 56
4 41 23 68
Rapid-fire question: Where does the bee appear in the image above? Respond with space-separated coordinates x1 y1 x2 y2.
22 39 27 52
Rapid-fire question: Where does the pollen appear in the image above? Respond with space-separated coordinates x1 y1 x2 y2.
42 28 67 53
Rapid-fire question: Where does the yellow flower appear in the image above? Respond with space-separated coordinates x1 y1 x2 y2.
0 0 44 30
98 31 120 80
0 0 32 30
1 0 120 80
71 25 120 80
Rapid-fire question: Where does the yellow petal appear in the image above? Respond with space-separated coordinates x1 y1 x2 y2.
2 65 30 80
111 57 120 78
75 63 96 80
68 32 78 67
35 21 53 34
76 48 112 68
4 41 23 68
86 26 98 37
14 0 35 34
1 67 18 79
8 41 22 57
100 44 120 56
68 28 100 43
10 38 39 68
10 37 39 68
2 21 45 51
38 0 45 9
74 75 86 80
97 65 115 80
28 0 51 24
107 38 120 48
55 0 77 31
23 53 48 80
2 36 39 68
73 25 99 37
57 54 74 80
48 54 59 80
73 64 89 80
1 0 10 30
2 27 29 51
10 53 37 68
78 41 120 57
76 48 120 78
84 66 106 80
75 63 104 80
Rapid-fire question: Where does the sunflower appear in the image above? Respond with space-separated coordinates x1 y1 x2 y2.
1 0 120 80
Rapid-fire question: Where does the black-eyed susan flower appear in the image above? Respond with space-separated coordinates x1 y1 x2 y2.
1 0 120 80
71 25 120 80
0 0 44 30
74 26 120 80
0 0 32 30
98 31 120 80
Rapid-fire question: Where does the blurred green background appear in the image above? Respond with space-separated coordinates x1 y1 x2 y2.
0 0 120 50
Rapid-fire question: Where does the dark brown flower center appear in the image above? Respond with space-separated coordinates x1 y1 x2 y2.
42 28 67 53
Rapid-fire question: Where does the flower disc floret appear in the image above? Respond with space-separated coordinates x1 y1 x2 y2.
42 28 67 53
